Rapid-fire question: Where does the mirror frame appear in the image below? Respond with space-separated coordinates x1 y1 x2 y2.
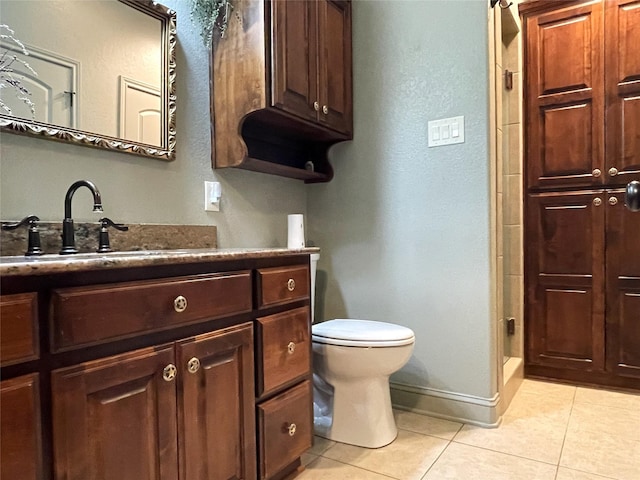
0 0 177 161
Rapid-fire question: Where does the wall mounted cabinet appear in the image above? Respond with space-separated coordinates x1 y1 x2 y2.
522 0 640 389
211 0 352 182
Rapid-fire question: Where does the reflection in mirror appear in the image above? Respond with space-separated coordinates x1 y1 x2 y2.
0 0 176 160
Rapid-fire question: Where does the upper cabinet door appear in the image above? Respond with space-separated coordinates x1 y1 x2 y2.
271 0 318 123
271 0 352 136
605 0 640 185
317 0 353 136
525 1 605 191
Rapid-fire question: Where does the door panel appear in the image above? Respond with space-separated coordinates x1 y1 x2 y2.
605 0 640 185
178 323 256 480
0 374 42 480
271 0 317 122
526 191 605 371
605 190 640 379
317 0 352 135
526 1 604 190
52 345 178 480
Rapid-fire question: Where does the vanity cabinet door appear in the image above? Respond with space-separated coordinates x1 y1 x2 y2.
52 345 178 480
177 323 256 480
1 373 43 480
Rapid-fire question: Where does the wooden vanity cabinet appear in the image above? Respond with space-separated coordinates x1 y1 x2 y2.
0 253 314 480
211 0 352 182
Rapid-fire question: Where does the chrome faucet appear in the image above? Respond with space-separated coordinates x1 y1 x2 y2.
60 180 103 254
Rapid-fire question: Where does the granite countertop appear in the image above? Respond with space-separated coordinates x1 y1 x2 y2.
0 247 320 277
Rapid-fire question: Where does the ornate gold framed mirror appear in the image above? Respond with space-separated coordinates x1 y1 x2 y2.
0 0 176 160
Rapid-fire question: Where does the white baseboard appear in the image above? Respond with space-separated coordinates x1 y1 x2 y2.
390 382 501 428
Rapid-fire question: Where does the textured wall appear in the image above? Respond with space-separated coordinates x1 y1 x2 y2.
0 0 306 249
308 0 495 400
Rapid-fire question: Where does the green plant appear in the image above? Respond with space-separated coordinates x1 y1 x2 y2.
189 0 234 47
0 24 37 118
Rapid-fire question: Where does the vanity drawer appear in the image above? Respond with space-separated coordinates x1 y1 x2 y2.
258 380 312 480
51 271 252 351
0 293 39 366
256 306 310 397
257 265 309 308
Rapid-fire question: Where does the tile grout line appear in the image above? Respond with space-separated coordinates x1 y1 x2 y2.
419 422 465 480
555 386 578 476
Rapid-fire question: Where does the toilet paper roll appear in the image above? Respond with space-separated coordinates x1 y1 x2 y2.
287 214 305 249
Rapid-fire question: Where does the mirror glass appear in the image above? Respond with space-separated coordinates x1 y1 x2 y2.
0 0 176 160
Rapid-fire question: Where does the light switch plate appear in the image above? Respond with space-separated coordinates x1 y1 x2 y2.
428 116 465 147
204 181 220 212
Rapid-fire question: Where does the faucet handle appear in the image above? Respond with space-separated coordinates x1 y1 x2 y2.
1 215 44 256
96 218 128 253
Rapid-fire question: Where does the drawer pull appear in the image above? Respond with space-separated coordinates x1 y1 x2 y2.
609 196 618 206
287 341 296 354
287 279 296 292
163 364 177 382
173 295 188 313
609 167 619 176
322 105 329 115
285 423 297 437
593 197 602 207
187 357 200 373
592 168 601 178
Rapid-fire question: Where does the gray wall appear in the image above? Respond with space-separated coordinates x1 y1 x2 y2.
308 0 496 400
1 0 497 405
0 0 306 248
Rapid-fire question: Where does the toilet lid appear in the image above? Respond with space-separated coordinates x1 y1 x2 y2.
312 319 415 347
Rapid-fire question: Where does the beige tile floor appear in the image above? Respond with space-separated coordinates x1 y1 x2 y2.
298 380 640 480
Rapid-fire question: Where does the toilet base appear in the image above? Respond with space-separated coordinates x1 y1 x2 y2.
313 376 398 449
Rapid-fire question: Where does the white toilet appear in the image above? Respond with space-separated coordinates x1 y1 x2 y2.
309 253 415 448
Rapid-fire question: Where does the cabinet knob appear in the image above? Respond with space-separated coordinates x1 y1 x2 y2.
592 168 601 178
174 295 188 313
287 278 296 292
608 196 618 206
313 101 320 111
322 105 329 115
287 341 296 354
163 364 177 382
187 357 200 373
609 167 619 177
285 423 297 437
593 197 602 206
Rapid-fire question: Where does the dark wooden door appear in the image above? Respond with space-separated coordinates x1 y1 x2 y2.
525 1 604 191
605 190 640 380
52 345 178 480
1 373 42 480
526 191 606 371
178 323 256 480
271 0 317 123
317 0 352 135
605 0 640 186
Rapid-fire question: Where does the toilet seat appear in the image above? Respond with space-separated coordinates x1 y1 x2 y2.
312 319 415 347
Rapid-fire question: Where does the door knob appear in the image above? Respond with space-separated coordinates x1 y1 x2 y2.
625 180 640 212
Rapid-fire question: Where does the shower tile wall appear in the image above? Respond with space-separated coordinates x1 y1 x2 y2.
501 9 524 361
